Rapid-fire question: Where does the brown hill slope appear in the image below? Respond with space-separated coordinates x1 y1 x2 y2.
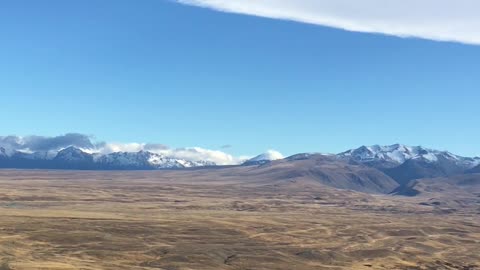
236 154 399 194
392 173 480 198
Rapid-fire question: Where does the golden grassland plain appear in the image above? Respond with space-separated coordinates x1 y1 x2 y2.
0 170 478 270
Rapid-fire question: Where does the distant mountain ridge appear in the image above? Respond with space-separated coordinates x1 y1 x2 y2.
337 144 479 169
94 150 214 169
336 144 480 185
0 146 216 170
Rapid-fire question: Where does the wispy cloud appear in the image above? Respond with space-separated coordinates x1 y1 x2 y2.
176 0 480 45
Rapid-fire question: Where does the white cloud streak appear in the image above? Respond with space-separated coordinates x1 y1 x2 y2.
176 0 480 45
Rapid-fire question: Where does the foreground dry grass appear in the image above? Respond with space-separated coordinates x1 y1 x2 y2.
0 170 478 270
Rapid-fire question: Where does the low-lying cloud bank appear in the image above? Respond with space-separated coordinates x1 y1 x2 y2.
0 134 272 165
95 142 247 165
0 134 94 152
176 0 480 45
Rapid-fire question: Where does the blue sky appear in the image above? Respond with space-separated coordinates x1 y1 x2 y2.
1 0 479 158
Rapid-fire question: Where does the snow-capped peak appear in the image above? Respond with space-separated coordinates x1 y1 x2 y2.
338 144 478 169
94 150 215 169
249 150 284 162
242 150 284 165
339 144 417 164
54 146 93 162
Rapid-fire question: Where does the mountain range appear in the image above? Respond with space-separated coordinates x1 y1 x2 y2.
0 146 215 170
336 144 480 185
1 144 479 195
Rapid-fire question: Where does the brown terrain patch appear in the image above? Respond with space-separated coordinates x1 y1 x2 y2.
0 170 478 270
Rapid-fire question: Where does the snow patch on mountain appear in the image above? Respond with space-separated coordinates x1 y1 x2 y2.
94 149 216 169
339 144 479 169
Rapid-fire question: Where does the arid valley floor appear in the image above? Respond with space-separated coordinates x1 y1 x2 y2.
0 170 479 270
